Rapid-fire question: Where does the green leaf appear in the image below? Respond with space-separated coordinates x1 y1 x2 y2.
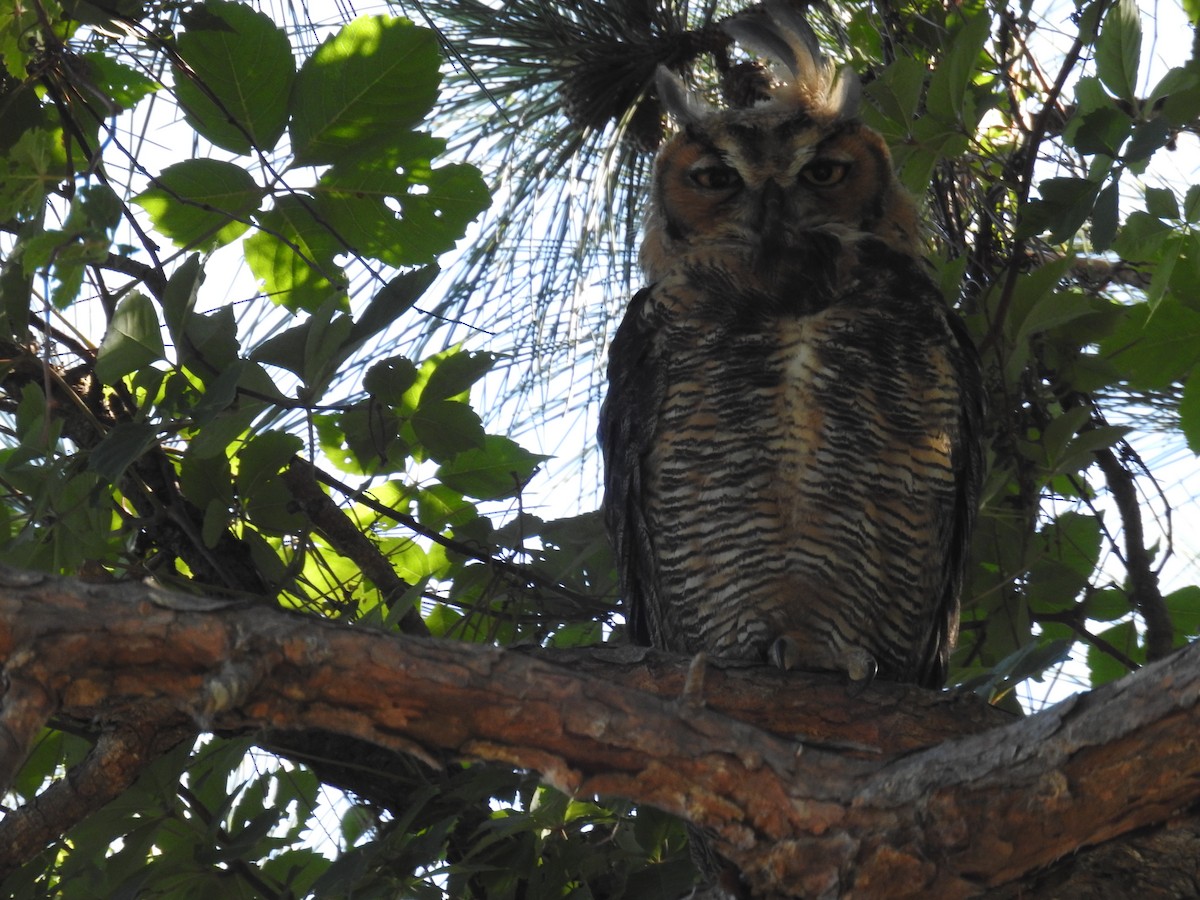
249 321 311 380
340 805 376 847
259 267 437 385
95 293 166 383
1146 233 1184 314
238 430 301 487
1090 180 1119 250
237 430 304 532
0 128 66 220
1180 367 1200 453
925 13 990 123
88 421 159 482
1184 185 1200 224
335 401 410 474
1002 257 1074 349
205 501 232 549
1165 586 1200 640
380 536 433 584
1123 117 1170 170
1025 513 1101 613
181 307 241 380
1018 177 1101 243
435 436 548 500
78 52 159 110
348 266 438 350
1052 425 1129 476
179 449 235 510
0 69 45 156
244 196 349 312
1162 76 1200 127
1069 105 1130 156
1112 209 1173 258
364 355 420 405
21 184 121 308
303 302 354 390
174 0 295 153
1084 588 1131 622
1095 0 1141 103
161 255 204 348
410 399 486 461
1144 186 1179 221
289 16 441 166
1038 406 1090 467
316 149 490 266
421 350 497 404
189 406 258 459
416 484 478 532
862 56 926 133
135 159 263 249
1087 621 1140 686
0 0 46 78
250 299 354 392
1167 230 1200 300
1147 65 1199 108
963 637 1073 699
189 359 246 424
1099 297 1200 389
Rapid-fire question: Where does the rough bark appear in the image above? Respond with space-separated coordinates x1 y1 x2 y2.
1 568 1198 897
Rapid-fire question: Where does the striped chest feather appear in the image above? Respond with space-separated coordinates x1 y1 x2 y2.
641 273 964 681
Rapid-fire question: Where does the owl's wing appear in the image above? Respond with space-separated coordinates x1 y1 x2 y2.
599 286 668 648
917 309 987 688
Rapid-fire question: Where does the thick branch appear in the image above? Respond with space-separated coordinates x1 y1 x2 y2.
1 571 1198 898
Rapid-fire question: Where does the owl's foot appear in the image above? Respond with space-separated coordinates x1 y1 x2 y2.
768 635 878 688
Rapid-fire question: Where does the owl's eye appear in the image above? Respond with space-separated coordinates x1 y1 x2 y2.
689 165 743 191
800 160 850 187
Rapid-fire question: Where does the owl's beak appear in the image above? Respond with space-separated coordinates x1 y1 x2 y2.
752 180 787 237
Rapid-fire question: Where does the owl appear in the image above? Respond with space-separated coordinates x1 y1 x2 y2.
599 4 984 689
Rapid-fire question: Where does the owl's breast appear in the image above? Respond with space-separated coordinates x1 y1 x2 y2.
642 273 965 675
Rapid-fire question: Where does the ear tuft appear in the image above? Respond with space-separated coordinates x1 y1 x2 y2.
655 66 715 125
722 0 859 120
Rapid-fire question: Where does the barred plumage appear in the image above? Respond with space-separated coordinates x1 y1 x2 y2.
599 4 983 689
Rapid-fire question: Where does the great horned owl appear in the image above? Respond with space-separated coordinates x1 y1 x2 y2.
599 4 984 689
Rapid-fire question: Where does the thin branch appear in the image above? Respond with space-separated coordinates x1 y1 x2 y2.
1032 609 1141 672
283 459 430 637
308 460 615 619
981 11 1098 351
1093 446 1174 660
0 725 192 882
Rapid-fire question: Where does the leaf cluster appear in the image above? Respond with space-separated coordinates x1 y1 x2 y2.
0 0 619 894
3 0 1200 895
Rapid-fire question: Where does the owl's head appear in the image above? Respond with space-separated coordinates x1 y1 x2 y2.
641 2 921 283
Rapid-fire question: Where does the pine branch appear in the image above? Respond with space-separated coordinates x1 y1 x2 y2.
2 568 1199 897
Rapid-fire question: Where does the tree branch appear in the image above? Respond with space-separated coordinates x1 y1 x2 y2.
283 458 430 636
1 570 1198 897
0 725 192 880
1092 446 1174 660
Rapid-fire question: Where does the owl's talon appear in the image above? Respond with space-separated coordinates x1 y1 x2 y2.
680 651 708 708
768 635 801 671
845 649 878 695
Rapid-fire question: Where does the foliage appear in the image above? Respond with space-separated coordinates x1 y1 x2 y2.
0 0 1198 895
